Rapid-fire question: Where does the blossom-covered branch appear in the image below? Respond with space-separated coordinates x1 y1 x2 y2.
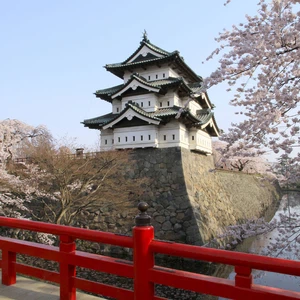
205 0 300 163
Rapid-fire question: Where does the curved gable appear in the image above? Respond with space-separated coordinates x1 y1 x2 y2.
103 105 161 130
126 45 165 64
112 76 160 99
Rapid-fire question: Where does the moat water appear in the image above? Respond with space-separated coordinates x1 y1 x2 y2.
218 191 300 299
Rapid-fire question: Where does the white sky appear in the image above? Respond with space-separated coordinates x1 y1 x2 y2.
0 1 260 150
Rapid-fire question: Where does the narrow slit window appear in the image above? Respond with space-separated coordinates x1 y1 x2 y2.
172 134 175 140
133 136 135 141
148 135 151 140
148 75 151 80
148 101 151 106
141 135 143 141
116 107 119 113
160 102 162 107
167 101 170 106
156 74 158 79
163 135 166 141
125 137 128 142
141 102 143 107
105 139 108 145
163 73 165 78
192 136 195 141
118 137 120 143
112 139 114 144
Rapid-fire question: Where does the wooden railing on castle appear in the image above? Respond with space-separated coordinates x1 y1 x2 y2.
0 202 300 300
13 151 101 164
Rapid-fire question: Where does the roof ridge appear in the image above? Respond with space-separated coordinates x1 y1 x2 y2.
142 40 171 56
106 51 177 69
120 39 170 65
126 102 161 121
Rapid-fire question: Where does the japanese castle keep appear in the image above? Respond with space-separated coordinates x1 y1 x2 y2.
80 35 280 246
83 34 219 154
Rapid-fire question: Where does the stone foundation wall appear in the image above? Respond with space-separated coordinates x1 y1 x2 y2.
77 147 280 247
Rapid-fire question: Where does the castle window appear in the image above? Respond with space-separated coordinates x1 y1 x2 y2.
133 136 135 141
163 135 166 141
141 135 143 141
172 134 175 140
160 102 162 107
148 135 151 140
112 139 114 144
192 136 195 141
148 75 151 80
141 102 143 107
156 74 158 79
116 107 119 113
163 73 165 78
167 101 170 106
148 101 151 106
105 139 108 145
118 137 120 143
125 137 128 142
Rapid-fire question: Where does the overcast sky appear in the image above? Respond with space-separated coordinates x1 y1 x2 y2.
0 1 259 150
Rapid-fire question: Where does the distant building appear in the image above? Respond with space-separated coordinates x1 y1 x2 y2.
82 34 219 154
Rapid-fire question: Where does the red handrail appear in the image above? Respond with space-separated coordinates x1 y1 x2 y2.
0 203 300 300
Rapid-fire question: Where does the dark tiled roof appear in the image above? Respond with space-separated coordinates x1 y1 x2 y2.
106 51 178 70
152 106 180 117
105 39 200 82
188 81 203 93
82 104 218 133
94 75 195 102
82 102 164 129
126 103 161 121
196 109 220 136
196 109 214 124
95 84 123 95
82 113 115 126
123 39 170 64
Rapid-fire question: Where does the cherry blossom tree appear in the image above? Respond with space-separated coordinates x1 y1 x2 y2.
205 0 300 258
16 145 144 226
0 119 53 219
0 119 51 166
205 0 300 164
212 140 270 173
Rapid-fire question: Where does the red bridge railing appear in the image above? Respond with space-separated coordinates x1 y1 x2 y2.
0 202 300 300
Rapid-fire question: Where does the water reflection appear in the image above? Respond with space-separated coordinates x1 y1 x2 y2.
219 191 300 299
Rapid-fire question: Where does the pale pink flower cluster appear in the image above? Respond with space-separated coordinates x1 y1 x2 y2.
0 120 55 244
0 119 49 166
212 140 271 173
206 0 300 167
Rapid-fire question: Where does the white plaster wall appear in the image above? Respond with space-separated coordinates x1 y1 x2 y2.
169 69 181 79
189 100 202 115
121 94 158 112
157 92 182 108
100 129 114 151
112 99 122 114
189 129 212 154
124 66 170 83
114 125 158 149
100 123 212 153
123 65 183 83
157 121 189 149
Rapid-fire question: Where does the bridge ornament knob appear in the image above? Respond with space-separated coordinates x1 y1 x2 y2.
135 202 151 227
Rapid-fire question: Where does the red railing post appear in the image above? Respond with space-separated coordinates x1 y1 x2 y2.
60 235 76 300
133 202 154 300
235 266 252 289
1 249 16 285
